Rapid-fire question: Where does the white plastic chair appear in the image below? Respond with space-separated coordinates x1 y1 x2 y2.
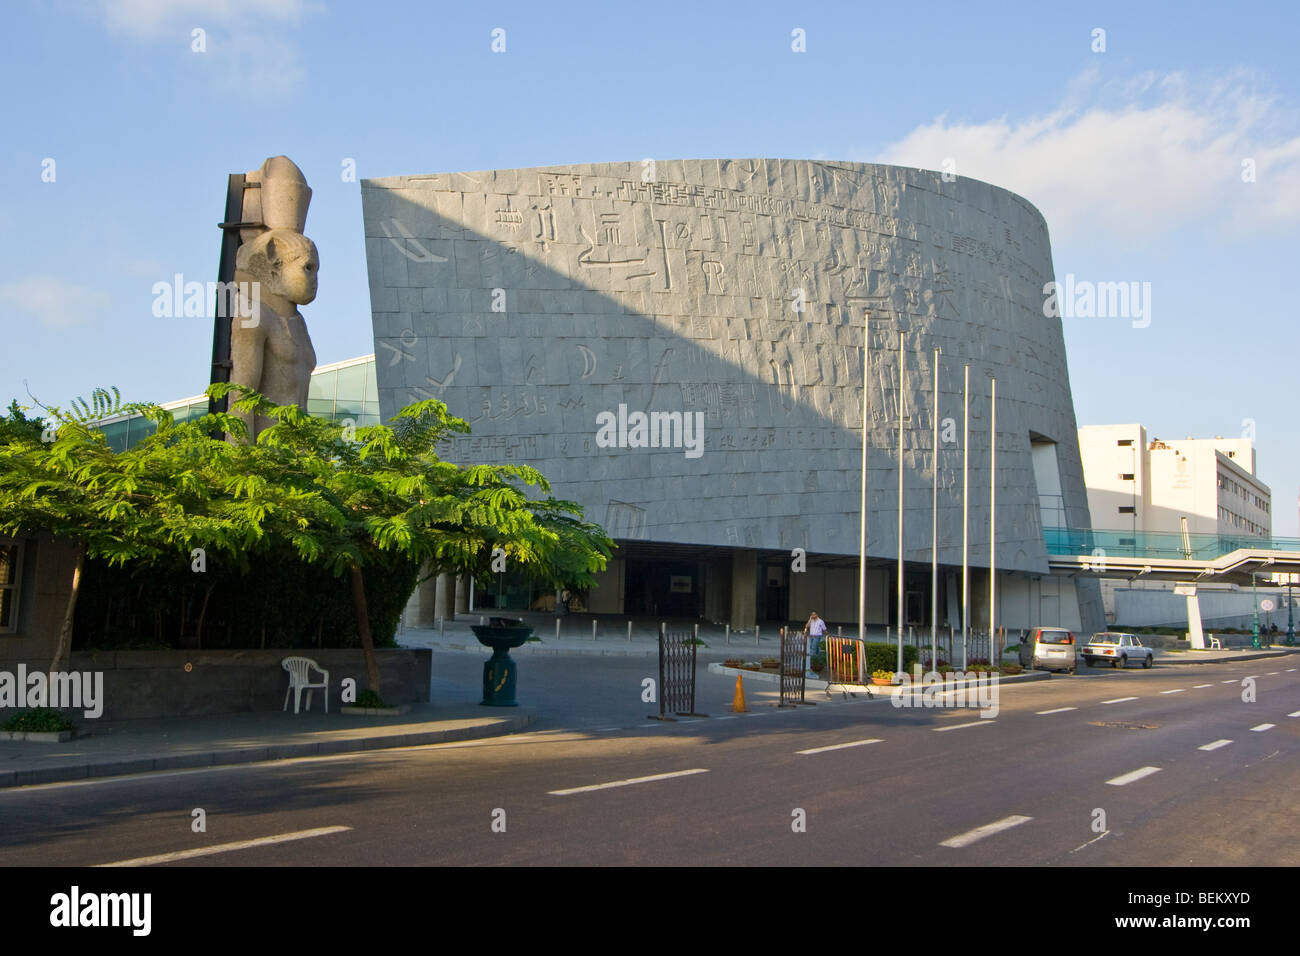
282 656 330 714
1207 635 1222 650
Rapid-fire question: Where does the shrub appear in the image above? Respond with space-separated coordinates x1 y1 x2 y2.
809 654 826 670
354 689 386 709
863 642 917 674
2 708 74 733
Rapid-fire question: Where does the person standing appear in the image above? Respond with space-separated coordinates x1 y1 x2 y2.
806 611 828 656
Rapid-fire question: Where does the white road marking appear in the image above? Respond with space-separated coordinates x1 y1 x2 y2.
1107 766 1161 786
1069 830 1111 854
1193 684 1213 689
1221 680 1237 684
1250 723 1276 732
549 768 709 796
1289 711 1300 718
1266 672 1280 676
934 720 995 732
1101 696 1139 704
1198 740 1233 751
714 716 738 721
593 726 623 732
939 814 1032 848
1287 669 1297 673
1036 707 1078 715
1160 689 1185 695
95 826 351 867
797 738 883 755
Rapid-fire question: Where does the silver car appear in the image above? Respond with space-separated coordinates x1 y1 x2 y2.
1083 632 1154 669
1019 627 1077 674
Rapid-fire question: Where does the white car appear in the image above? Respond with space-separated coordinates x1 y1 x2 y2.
1082 632 1154 669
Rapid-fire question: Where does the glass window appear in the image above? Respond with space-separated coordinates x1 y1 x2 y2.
308 369 338 404
363 361 379 404
0 540 22 633
1038 629 1072 644
336 363 368 405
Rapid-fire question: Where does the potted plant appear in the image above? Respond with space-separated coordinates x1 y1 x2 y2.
871 669 897 686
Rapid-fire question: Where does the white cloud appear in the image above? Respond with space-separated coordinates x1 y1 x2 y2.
86 0 316 94
874 71 1300 245
93 0 309 39
0 276 112 329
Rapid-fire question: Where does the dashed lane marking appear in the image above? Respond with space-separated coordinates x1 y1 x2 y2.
933 720 995 732
797 738 883 755
1107 766 1161 786
549 768 709 796
1198 740 1233 751
940 815 1033 848
96 826 352 867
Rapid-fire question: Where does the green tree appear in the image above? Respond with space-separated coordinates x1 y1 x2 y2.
1 385 612 702
211 383 612 698
0 391 267 673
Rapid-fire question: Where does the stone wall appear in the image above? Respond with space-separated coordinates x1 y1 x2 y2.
362 159 1102 630
2 649 430 721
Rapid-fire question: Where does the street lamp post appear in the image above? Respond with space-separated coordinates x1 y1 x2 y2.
1287 579 1295 646
1251 572 1260 649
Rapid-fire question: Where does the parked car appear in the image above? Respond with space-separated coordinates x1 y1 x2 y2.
1018 627 1077 674
1082 632 1154 669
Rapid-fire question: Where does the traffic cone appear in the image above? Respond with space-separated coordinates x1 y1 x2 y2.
732 673 747 712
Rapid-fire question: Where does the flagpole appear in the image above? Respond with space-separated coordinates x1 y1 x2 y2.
989 377 997 666
858 313 869 654
897 331 905 677
931 347 940 674
962 363 969 671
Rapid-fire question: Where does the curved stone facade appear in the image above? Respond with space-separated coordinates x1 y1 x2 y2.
361 160 1092 581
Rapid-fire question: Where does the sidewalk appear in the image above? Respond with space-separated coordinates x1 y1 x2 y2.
0 702 534 790
1148 645 1300 665
399 612 788 658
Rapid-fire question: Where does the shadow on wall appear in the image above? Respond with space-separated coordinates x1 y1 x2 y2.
361 160 1088 573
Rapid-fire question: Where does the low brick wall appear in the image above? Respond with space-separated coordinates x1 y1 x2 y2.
2 649 430 721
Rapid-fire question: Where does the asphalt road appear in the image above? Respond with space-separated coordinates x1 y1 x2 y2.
1 657 1296 867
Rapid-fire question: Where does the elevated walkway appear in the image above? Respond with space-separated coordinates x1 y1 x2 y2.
1043 527 1300 648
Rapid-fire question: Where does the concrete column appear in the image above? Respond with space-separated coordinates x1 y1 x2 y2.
412 562 437 627
454 574 470 615
434 573 454 621
729 549 758 629
1181 585 1205 648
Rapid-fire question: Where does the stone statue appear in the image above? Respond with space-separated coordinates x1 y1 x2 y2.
229 156 318 441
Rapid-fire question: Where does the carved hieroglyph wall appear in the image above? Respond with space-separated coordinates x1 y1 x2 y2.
361 160 1093 574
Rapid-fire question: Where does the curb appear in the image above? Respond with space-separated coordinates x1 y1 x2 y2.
1145 649 1297 665
707 663 1053 687
0 713 534 790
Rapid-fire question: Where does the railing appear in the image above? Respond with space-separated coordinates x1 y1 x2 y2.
1043 527 1300 561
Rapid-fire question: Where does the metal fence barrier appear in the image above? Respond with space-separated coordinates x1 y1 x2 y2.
778 625 812 707
650 623 705 719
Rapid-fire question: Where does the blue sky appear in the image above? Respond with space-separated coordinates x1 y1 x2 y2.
3 1 1298 532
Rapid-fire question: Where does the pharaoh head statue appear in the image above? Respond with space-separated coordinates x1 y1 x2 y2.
234 229 319 306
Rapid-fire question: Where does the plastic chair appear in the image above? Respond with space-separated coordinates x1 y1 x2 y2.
282 656 330 714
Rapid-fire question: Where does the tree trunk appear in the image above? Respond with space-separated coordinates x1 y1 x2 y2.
49 539 87 676
349 561 383 695
195 583 214 649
